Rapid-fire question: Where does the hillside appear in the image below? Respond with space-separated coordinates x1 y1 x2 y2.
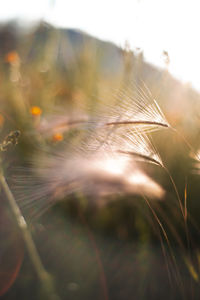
1 21 199 126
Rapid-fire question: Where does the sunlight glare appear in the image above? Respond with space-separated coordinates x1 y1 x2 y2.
1 0 200 89
96 156 128 176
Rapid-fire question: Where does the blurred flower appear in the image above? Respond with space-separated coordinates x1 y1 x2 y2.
52 132 63 142
30 106 42 117
5 51 20 65
5 51 21 83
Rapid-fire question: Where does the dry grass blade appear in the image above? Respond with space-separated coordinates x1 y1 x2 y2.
104 127 163 167
117 150 162 167
95 81 170 133
105 120 168 128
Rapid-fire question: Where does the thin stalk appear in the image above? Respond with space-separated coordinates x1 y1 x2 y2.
119 148 191 255
0 169 60 299
162 165 185 218
117 150 162 166
143 196 186 299
105 120 169 128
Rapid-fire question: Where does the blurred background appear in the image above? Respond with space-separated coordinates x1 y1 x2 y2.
1 0 200 299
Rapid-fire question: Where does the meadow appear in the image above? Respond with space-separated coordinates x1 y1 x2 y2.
0 21 200 299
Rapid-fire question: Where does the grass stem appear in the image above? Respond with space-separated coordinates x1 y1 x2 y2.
0 169 60 300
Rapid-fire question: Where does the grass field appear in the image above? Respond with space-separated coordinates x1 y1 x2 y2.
0 21 200 299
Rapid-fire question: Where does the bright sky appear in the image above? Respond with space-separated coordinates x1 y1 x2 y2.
1 0 200 90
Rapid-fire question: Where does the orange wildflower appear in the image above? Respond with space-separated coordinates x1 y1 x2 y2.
52 133 63 142
30 106 42 116
5 51 20 64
